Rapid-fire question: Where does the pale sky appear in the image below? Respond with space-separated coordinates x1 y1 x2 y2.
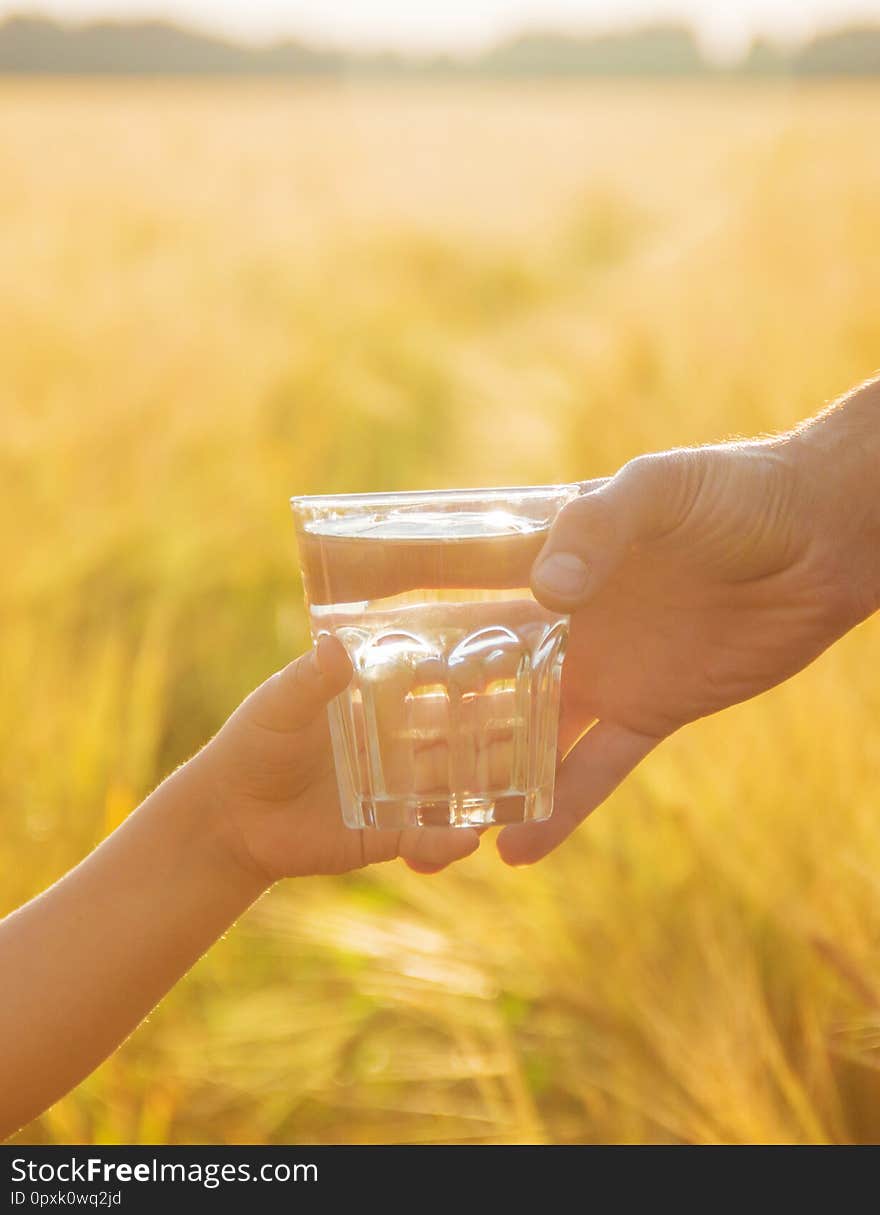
4 0 880 57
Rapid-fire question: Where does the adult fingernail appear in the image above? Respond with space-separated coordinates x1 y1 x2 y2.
533 552 589 598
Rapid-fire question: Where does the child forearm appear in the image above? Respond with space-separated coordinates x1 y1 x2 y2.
0 765 267 1139
0 641 478 1140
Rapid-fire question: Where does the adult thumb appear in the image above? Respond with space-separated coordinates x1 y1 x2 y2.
531 455 675 612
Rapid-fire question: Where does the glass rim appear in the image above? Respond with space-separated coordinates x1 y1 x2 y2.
290 483 579 512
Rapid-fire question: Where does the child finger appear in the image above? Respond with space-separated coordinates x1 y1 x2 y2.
398 827 480 874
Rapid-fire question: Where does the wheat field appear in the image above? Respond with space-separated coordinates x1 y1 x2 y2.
3 78 880 1145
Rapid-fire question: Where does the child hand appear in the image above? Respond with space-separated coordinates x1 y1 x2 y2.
189 635 481 886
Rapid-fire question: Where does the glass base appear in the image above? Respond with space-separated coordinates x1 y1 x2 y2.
342 788 553 830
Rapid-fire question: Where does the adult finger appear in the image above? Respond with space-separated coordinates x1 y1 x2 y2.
496 720 659 866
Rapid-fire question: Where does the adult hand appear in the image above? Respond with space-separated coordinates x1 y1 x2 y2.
498 377 880 864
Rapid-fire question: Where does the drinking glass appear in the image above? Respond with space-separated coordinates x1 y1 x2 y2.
291 485 578 829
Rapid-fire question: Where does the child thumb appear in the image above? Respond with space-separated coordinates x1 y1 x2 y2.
245 635 352 733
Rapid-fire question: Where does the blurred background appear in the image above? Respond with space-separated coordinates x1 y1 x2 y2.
3 0 880 1145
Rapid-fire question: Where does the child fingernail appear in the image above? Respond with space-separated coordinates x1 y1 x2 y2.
314 636 329 675
315 634 337 677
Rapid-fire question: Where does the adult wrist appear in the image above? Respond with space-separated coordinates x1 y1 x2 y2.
789 375 880 622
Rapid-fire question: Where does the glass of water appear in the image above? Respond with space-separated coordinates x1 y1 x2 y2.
291 485 578 830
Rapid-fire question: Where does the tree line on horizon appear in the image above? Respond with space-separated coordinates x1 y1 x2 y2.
0 14 879 76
